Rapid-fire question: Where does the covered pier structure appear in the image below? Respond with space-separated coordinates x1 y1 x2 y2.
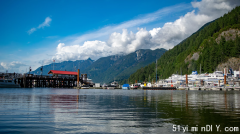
17 70 85 88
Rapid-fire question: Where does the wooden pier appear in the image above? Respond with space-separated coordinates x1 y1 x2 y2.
17 74 82 88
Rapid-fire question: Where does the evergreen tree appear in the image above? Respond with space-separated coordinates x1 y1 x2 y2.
233 35 240 57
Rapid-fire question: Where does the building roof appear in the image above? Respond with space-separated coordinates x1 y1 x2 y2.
48 70 78 75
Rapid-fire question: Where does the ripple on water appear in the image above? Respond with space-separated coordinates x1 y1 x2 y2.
0 88 240 133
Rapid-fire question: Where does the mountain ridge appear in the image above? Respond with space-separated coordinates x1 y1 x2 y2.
31 48 167 84
127 6 240 84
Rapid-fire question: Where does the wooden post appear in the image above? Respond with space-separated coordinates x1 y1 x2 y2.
77 69 79 87
23 75 26 88
224 75 226 85
186 74 188 86
30 77 32 88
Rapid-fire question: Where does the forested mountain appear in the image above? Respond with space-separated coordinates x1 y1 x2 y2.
127 6 240 84
82 48 166 83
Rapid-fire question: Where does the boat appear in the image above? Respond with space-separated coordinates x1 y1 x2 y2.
0 79 20 88
102 83 107 89
107 85 115 89
106 81 119 89
130 84 139 89
81 85 90 89
122 84 130 90
111 81 119 87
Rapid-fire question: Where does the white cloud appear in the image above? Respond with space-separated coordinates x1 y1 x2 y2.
27 28 36 34
38 17 52 29
28 17 52 34
192 0 240 18
68 4 191 46
0 61 27 73
0 64 5 72
149 27 161 37
54 41 111 62
52 0 240 62
151 10 211 49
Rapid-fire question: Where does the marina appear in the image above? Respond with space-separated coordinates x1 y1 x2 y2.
0 66 240 91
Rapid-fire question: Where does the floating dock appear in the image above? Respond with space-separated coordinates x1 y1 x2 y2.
143 87 176 90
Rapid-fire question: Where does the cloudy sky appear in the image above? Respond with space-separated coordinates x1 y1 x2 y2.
1 0 240 73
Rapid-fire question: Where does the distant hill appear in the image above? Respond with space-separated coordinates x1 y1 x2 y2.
82 48 167 84
127 6 240 84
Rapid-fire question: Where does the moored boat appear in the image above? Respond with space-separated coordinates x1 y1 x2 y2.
0 79 20 88
102 83 107 89
107 85 115 89
122 84 130 90
111 81 119 87
81 85 90 89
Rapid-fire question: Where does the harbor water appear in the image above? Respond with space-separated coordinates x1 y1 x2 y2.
0 88 240 133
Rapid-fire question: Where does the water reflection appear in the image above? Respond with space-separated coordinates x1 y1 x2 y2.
0 88 240 133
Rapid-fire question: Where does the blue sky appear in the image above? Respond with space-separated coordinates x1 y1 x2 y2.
0 0 240 73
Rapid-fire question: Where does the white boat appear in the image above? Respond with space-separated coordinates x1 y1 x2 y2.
102 83 107 89
106 81 119 89
0 79 20 88
81 85 90 89
107 85 115 89
111 81 119 87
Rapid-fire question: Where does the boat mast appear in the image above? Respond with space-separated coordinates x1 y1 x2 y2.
156 59 157 83
200 63 201 74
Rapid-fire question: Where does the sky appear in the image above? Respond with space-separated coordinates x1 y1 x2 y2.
1 0 240 73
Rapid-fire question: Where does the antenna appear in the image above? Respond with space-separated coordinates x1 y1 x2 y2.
53 59 54 70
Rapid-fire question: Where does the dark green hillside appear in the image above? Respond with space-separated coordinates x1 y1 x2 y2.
128 6 240 83
82 48 166 83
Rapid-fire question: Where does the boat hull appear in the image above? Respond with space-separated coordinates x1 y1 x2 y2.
0 84 20 88
81 87 89 89
107 87 115 89
122 87 129 90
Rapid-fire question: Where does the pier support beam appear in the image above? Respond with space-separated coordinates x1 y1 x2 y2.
224 75 226 86
186 74 188 87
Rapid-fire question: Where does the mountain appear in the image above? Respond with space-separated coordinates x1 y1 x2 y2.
31 58 94 75
127 6 240 84
31 48 166 84
81 48 167 83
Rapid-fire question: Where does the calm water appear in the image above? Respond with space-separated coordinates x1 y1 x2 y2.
0 88 240 134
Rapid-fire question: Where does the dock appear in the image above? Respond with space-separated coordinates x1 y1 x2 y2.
143 87 176 90
17 74 82 88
